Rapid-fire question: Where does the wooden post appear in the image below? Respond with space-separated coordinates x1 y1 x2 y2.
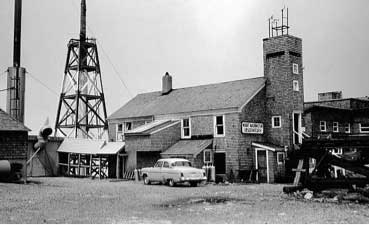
67 153 71 176
77 154 80 176
116 154 119 179
99 156 101 180
292 159 306 186
89 154 92 177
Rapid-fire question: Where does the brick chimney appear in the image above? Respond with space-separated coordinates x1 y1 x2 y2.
162 72 172 95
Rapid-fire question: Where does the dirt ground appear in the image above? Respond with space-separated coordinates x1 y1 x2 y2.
1 177 369 223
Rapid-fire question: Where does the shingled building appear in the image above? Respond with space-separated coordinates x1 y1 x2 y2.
0 108 30 182
108 34 304 183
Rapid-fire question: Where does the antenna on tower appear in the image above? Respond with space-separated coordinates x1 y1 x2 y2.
268 7 289 38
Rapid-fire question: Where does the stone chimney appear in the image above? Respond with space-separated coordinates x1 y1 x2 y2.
162 72 172 95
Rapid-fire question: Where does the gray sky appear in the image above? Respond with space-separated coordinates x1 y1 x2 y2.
0 0 369 134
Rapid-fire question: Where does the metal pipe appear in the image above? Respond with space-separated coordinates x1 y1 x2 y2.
13 0 22 67
80 0 86 41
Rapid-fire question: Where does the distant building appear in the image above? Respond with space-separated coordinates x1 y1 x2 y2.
108 34 304 183
304 93 369 178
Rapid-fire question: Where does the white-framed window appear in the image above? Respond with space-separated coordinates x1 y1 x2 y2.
292 63 299 74
203 150 212 163
116 122 132 141
293 80 299 91
272 116 281 128
320 121 327 132
333 122 339 133
345 123 351 133
181 118 191 139
277 152 285 165
360 123 369 133
214 115 225 137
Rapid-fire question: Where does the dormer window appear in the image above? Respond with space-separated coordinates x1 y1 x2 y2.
181 118 191 139
292 63 299 74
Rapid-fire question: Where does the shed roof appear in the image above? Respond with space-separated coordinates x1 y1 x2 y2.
57 138 125 155
161 139 212 157
0 108 30 131
108 77 266 120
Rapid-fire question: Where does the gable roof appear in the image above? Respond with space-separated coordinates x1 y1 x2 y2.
0 108 30 132
108 77 266 120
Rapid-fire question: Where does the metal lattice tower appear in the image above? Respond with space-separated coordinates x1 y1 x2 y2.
55 0 107 139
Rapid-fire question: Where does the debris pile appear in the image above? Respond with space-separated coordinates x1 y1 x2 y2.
285 186 369 204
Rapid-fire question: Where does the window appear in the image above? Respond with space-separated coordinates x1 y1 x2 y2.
116 122 132 141
154 161 163 168
272 116 281 128
332 148 343 155
333 122 339 133
204 150 212 163
214 115 225 136
181 118 191 139
163 161 170 168
345 123 351 133
292 63 299 74
320 121 326 132
293 80 299 91
277 152 285 165
360 123 369 133
116 124 124 141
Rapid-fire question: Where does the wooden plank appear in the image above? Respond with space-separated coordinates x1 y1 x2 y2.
293 159 304 186
99 156 101 180
78 154 81 176
89 154 92 176
67 153 71 176
116 154 119 179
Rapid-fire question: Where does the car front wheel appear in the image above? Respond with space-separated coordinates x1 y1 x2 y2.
143 175 150 185
190 181 198 187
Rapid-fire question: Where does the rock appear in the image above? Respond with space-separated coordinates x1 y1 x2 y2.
304 192 313 200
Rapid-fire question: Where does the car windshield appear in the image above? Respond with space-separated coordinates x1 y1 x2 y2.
172 161 191 167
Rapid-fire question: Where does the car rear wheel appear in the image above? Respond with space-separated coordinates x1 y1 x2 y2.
168 179 175 187
143 175 150 185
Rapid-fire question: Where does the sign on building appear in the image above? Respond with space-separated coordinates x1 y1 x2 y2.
242 122 263 134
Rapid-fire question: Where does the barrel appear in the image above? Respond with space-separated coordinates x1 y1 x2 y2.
0 160 11 176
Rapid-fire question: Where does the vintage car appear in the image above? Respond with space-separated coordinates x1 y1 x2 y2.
141 158 207 187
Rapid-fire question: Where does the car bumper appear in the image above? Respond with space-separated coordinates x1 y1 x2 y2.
178 176 207 183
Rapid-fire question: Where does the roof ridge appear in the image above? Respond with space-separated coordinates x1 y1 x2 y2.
136 76 265 96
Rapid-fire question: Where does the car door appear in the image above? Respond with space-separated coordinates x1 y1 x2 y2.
150 161 163 181
161 161 171 182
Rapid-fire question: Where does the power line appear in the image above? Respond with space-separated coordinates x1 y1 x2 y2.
27 71 59 96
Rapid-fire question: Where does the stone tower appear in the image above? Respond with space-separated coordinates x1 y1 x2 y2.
263 35 304 150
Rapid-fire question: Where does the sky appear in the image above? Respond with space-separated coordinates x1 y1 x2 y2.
0 0 369 134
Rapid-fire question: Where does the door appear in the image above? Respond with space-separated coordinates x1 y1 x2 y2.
256 150 268 183
214 152 226 174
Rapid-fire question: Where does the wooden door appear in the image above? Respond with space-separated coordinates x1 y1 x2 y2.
214 152 226 174
257 150 268 183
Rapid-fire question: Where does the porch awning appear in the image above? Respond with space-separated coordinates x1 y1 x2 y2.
161 139 212 157
57 138 125 155
252 142 284 152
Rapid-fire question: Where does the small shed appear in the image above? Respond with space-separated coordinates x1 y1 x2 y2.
0 108 30 182
57 138 126 179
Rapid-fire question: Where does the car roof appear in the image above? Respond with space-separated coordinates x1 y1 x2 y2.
158 158 189 163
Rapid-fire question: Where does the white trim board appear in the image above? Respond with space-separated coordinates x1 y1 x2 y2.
252 143 276 152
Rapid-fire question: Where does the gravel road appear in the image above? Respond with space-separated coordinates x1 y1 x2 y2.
0 177 368 223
